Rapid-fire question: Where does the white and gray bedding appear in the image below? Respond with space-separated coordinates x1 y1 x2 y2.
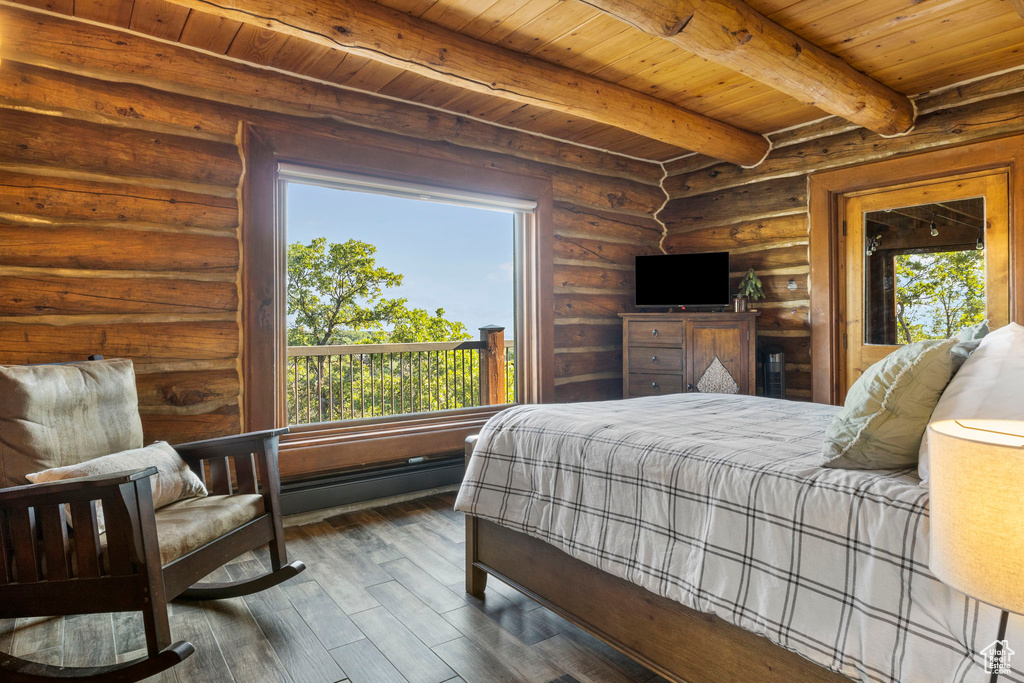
454 393 1018 683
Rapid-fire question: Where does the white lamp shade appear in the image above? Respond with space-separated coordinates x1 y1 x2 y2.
929 419 1024 614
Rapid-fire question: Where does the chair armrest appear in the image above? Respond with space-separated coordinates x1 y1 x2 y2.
173 428 289 463
0 467 158 505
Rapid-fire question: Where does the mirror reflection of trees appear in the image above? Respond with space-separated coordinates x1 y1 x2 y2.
863 197 987 345
286 238 514 425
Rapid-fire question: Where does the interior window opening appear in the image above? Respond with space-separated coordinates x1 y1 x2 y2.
278 166 530 427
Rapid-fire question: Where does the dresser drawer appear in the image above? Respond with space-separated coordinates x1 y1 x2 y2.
627 373 683 397
628 347 683 373
628 321 684 346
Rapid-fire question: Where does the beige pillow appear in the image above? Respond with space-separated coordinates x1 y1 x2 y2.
27 441 207 533
0 358 143 488
822 338 959 469
919 322 1024 485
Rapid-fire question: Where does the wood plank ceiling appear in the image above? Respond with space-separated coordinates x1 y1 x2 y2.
11 0 1024 161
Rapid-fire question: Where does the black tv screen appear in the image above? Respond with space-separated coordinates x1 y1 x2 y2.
635 252 730 307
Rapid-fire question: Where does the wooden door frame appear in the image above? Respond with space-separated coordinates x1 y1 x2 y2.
808 134 1024 405
241 123 555 479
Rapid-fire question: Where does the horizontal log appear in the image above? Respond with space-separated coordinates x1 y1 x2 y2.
662 215 807 252
0 223 238 272
1 7 663 184
0 321 239 365
553 293 634 319
1 109 241 189
553 203 665 244
660 175 808 228
0 171 238 233
753 334 810 365
142 404 241 444
553 174 665 217
667 87 1024 200
553 377 622 403
750 305 809 332
554 322 624 349
135 369 241 410
0 275 237 315
584 0 914 136
730 273 807 303
0 60 238 142
554 349 623 379
555 264 635 294
164 0 770 165
554 235 656 268
729 245 809 274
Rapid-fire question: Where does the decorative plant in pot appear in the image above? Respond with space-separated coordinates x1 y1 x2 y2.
735 269 764 312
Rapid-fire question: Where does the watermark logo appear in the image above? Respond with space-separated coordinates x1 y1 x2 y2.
982 639 1015 675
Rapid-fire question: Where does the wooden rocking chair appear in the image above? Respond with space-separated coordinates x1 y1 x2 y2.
0 358 305 682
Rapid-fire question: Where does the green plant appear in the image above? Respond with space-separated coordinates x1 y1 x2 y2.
738 268 765 301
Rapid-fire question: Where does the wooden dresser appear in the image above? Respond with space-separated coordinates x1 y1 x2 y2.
621 312 758 398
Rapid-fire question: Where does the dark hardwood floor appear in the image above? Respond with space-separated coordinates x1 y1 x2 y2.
0 492 666 683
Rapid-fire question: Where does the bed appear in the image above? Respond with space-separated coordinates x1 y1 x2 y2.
455 393 1014 683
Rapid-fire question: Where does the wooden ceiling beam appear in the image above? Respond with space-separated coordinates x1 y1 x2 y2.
579 0 916 137
160 0 770 165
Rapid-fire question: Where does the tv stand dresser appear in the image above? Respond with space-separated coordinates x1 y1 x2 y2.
620 312 758 398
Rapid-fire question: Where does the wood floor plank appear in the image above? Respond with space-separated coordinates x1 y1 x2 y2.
281 581 364 650
560 624 657 682
12 616 63 656
337 518 404 564
451 586 564 646
303 522 394 587
63 613 116 667
0 618 15 654
226 559 293 617
376 500 434 527
533 635 639 683
255 608 346 683
329 638 408 683
285 526 380 614
200 567 292 683
432 636 524 683
442 606 564 683
112 611 146 656
21 646 62 666
381 557 466 614
117 648 178 683
366 581 462 648
350 606 455 683
411 522 465 566
166 606 234 683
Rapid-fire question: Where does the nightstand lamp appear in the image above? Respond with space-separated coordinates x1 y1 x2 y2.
929 419 1024 683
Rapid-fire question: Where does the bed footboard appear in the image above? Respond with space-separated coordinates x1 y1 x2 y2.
462 435 848 683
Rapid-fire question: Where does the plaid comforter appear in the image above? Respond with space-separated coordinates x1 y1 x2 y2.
455 393 1020 683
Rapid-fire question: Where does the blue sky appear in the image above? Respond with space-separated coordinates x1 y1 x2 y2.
286 182 516 333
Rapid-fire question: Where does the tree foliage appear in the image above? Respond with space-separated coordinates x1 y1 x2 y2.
894 249 985 344
286 238 509 425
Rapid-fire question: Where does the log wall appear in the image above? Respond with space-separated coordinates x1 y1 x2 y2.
0 6 665 444
658 68 1024 400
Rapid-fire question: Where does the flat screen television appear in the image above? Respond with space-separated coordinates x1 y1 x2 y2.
634 252 730 308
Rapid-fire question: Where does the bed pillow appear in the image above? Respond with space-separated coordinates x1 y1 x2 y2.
918 322 1024 485
822 337 960 470
26 441 207 533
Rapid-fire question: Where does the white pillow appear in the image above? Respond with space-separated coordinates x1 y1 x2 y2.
919 322 1024 485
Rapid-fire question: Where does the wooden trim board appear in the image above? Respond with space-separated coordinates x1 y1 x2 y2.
808 133 1024 404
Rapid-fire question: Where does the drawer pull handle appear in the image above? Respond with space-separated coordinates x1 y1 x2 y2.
651 382 659 389
651 329 659 337
651 356 658 363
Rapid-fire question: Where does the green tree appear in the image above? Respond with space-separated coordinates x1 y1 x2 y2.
894 249 985 344
286 238 493 424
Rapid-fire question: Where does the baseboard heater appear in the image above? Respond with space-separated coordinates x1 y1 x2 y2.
279 455 465 515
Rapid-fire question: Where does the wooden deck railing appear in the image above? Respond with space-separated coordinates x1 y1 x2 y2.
287 326 514 425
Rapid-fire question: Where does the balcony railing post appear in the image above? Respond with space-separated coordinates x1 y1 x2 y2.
478 325 505 406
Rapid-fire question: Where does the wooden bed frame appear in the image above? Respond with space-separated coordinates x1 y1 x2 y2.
463 436 850 683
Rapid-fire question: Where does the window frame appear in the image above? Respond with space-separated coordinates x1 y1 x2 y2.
241 124 554 480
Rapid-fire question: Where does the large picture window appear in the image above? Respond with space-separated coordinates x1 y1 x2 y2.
278 165 531 426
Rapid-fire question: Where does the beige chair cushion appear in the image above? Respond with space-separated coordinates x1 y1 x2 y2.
26 442 208 534
154 494 265 565
0 359 143 488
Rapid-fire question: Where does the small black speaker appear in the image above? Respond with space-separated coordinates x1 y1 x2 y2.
761 345 786 399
